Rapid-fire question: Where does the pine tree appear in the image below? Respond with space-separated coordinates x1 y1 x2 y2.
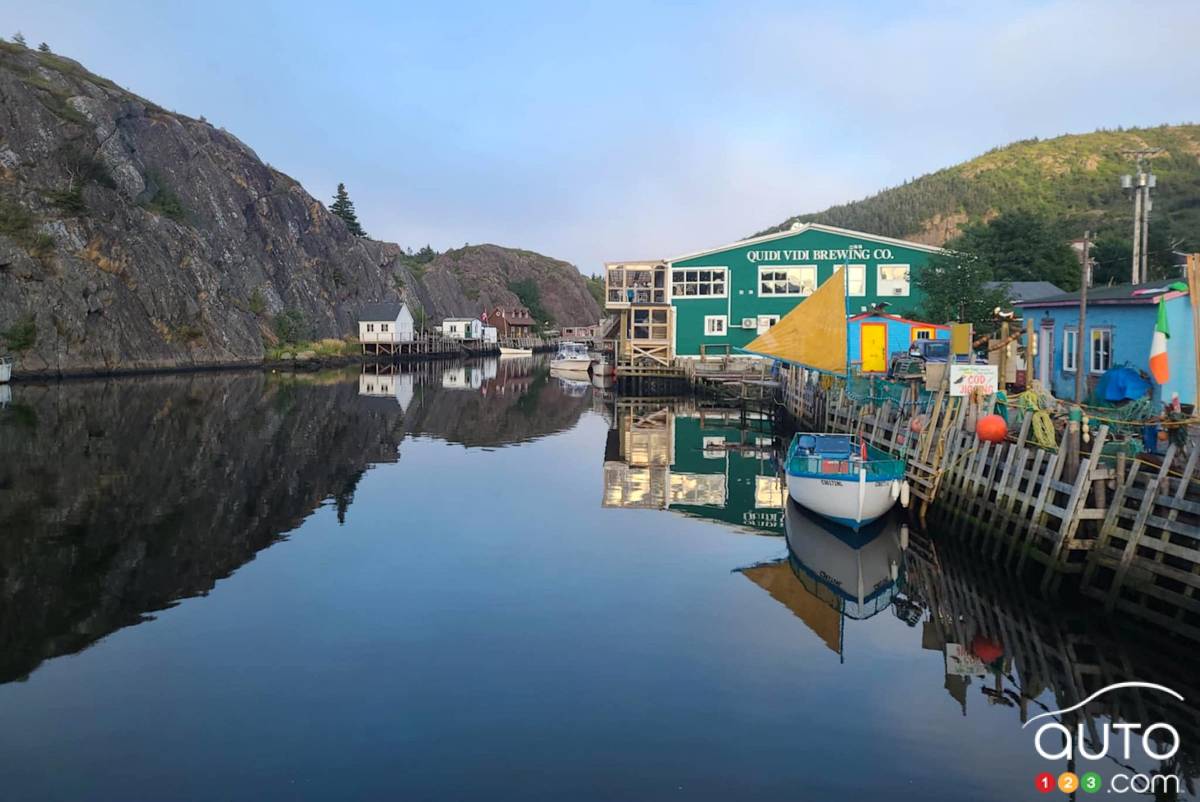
38 42 50 53
12 32 26 46
329 182 366 237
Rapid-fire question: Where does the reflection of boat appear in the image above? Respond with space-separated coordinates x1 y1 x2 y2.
550 342 590 373
785 433 904 529
499 346 532 357
784 498 905 621
0 356 12 383
553 373 590 397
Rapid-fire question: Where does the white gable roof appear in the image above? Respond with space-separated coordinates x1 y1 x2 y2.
665 222 946 264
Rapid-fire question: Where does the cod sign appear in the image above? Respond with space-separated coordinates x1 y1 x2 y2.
1026 681 1183 769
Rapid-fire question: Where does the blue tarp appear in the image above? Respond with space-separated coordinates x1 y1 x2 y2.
1094 366 1152 402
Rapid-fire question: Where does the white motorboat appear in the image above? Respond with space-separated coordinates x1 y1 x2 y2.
0 356 12 383
784 433 906 530
550 342 590 373
499 346 533 357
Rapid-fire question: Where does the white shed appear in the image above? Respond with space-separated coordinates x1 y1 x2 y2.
359 302 415 343
482 325 498 344
441 318 482 340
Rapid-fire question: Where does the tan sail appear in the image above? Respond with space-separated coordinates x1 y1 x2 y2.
743 266 847 375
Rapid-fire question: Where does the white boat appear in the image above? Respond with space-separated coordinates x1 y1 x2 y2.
785 433 906 530
550 342 590 373
0 356 12 383
499 346 533 357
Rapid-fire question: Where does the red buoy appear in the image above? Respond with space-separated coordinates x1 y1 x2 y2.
976 414 1007 443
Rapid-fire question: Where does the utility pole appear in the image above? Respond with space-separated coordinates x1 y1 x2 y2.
1075 231 1090 403
1121 149 1161 284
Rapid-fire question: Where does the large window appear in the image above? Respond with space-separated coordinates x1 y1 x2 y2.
608 264 667 305
631 308 669 341
1063 327 1078 373
836 264 867 296
759 265 817 296
877 264 910 296
704 315 727 336
671 267 727 298
1090 328 1112 374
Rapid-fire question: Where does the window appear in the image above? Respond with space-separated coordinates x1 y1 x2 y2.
671 267 727 298
837 264 867 296
1090 328 1112 374
877 264 910 296
1063 327 1078 373
758 265 817 296
366 323 375 332
607 264 667 305
631 308 669 341
757 314 780 334
913 328 934 340
381 323 389 331
704 315 727 336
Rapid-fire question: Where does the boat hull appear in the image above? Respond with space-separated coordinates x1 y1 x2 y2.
550 358 591 373
786 472 896 530
499 347 533 357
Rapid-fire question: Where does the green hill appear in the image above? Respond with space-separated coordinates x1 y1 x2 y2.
758 125 1200 252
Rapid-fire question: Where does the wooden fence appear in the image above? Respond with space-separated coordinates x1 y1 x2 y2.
781 365 1200 637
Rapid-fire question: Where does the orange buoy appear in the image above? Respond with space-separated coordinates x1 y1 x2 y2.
976 414 1008 443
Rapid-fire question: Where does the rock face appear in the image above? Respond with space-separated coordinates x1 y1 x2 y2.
0 44 598 375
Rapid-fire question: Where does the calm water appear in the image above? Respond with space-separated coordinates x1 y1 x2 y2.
1 359 1197 801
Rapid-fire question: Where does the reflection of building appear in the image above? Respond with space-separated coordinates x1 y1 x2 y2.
601 402 784 535
357 371 415 411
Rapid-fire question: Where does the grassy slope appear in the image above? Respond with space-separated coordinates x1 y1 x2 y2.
757 125 1200 250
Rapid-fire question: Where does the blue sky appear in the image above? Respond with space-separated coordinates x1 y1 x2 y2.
5 0 1197 271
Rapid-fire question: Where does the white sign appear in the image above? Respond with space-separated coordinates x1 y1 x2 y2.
949 364 999 397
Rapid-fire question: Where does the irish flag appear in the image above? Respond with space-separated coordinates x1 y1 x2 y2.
1149 297 1170 384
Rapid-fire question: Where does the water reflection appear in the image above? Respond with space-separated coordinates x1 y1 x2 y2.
603 400 1200 795
0 358 588 685
601 400 784 534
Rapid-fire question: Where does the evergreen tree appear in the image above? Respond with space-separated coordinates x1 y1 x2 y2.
917 250 1010 330
12 32 26 46
329 182 366 237
38 42 50 52
949 210 1080 290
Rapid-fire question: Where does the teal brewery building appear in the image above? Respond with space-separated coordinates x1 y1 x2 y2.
604 223 943 362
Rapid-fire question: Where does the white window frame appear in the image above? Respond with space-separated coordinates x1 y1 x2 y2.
703 315 727 336
758 265 817 297
1063 327 1077 373
1089 327 1112 375
670 266 728 299
836 264 867 296
366 323 375 332
877 264 911 297
381 323 389 332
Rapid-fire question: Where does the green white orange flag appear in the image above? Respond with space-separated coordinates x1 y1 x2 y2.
1149 297 1170 383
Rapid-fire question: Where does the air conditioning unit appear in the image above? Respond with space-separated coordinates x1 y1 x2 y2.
741 318 756 329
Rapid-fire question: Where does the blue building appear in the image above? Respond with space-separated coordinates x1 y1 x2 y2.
847 311 950 373
1016 283 1196 405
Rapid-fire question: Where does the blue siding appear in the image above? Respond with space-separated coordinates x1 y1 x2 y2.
1030 296 1195 404
847 316 948 371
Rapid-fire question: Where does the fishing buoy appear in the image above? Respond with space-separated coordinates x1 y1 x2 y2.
910 415 926 434
900 524 909 550
900 481 911 509
890 480 901 501
975 414 1008 444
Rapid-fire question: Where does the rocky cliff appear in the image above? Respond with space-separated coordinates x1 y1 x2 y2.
0 43 598 375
